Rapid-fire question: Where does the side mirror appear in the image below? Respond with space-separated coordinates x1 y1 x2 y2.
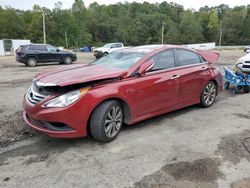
56 49 60 52
138 61 154 75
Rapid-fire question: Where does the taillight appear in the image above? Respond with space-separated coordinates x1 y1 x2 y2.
16 47 23 55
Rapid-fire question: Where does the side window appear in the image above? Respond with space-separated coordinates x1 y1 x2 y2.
149 50 175 71
28 46 36 51
175 49 201 66
116 43 122 48
46 45 57 52
28 45 46 51
38 45 47 51
111 44 117 48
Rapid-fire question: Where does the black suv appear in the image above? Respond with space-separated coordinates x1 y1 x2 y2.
16 44 77 67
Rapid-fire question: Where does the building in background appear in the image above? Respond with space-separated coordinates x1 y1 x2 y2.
0 39 31 56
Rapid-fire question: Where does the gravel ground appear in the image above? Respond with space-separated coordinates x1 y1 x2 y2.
0 50 250 188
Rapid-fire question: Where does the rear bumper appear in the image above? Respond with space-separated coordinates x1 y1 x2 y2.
217 71 223 94
16 56 25 63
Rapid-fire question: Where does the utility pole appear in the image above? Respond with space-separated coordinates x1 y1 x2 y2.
219 29 222 47
42 10 46 44
65 31 68 49
161 21 165 44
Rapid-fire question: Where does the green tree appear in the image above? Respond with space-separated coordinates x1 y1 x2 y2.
180 10 203 43
208 10 220 43
222 6 247 45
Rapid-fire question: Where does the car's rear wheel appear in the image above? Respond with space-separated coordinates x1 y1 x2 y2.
200 81 217 108
26 57 37 67
64 56 72 64
90 100 123 142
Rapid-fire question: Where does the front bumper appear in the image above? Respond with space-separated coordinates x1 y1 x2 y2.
72 54 77 62
23 112 79 138
23 95 90 138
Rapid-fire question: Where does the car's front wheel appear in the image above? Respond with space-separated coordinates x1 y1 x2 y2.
200 81 217 108
26 57 37 67
90 100 123 142
63 56 72 64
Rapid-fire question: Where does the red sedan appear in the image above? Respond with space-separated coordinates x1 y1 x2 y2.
23 45 223 142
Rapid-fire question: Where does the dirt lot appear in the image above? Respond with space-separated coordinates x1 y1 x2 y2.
0 50 250 188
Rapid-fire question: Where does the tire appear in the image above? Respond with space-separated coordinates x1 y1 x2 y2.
224 82 230 89
63 56 72 64
103 52 108 56
200 81 217 108
232 88 237 94
90 100 123 142
243 86 250 93
26 57 37 67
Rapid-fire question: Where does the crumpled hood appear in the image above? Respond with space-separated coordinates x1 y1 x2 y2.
35 64 127 87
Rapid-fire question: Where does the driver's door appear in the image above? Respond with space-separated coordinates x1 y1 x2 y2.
133 50 179 118
46 45 60 62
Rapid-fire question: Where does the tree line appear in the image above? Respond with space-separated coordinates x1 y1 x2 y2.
0 0 249 48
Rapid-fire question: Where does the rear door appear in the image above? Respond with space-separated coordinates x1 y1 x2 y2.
173 49 211 106
133 50 179 118
28 45 48 62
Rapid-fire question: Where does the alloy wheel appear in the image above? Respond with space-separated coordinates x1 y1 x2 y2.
27 58 37 67
64 57 72 64
203 83 216 106
104 106 123 138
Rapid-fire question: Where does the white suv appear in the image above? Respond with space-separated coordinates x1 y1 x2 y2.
93 43 124 58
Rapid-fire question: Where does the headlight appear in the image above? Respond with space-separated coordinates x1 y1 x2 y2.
43 87 90 108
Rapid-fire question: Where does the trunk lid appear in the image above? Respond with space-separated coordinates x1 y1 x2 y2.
197 50 220 64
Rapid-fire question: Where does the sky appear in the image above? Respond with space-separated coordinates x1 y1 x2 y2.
0 0 249 11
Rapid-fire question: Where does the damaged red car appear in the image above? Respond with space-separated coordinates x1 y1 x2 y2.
23 45 223 142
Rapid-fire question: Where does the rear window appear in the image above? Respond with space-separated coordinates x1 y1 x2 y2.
28 45 47 51
175 49 201 66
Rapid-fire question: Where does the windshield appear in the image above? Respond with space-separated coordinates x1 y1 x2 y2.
92 51 146 70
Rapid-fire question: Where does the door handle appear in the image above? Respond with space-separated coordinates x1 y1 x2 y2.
201 66 207 70
171 75 180 79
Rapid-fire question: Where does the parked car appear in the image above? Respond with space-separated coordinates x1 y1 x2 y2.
236 50 250 73
93 42 124 58
80 46 92 52
23 45 223 142
16 44 77 67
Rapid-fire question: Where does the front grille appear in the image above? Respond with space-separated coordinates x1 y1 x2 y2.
26 85 47 105
243 64 250 68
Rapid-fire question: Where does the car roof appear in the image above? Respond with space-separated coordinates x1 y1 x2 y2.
119 44 194 53
106 42 122 45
